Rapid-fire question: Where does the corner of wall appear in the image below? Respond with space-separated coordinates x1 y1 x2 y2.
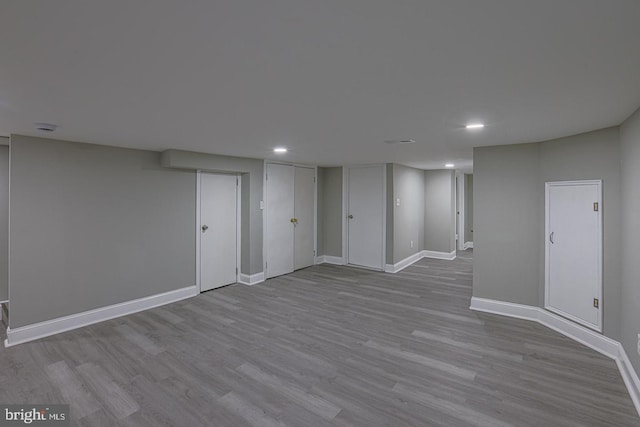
386 164 394 265
620 105 640 375
1 303 8 330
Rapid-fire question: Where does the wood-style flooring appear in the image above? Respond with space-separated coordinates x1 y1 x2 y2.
1 251 638 426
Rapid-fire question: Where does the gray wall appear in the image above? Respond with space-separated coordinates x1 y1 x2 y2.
10 135 196 328
473 128 622 339
392 164 425 263
424 170 456 253
317 168 325 256
386 164 394 265
464 174 473 243
161 149 263 274
317 167 343 257
473 143 541 305
0 146 8 302
620 106 640 372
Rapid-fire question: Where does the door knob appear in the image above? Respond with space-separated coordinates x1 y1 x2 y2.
348 214 354 219
549 231 554 244
290 218 298 224
202 225 209 232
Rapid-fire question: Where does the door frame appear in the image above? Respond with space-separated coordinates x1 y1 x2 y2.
196 171 242 293
544 179 603 332
343 164 387 271
456 171 465 251
262 161 317 278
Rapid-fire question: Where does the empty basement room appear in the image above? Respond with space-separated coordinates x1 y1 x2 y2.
1 1 640 426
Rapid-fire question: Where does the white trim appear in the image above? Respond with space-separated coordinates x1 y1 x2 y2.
384 251 424 273
314 166 318 264
422 250 456 260
469 297 640 416
470 297 541 323
545 180 603 332
455 169 464 251
617 344 640 416
464 241 474 249
195 170 202 292
381 164 387 271
384 250 457 273
238 272 265 286
262 160 268 275
470 297 617 357
236 175 242 284
4 286 198 347
456 171 465 251
315 255 345 265
341 166 348 269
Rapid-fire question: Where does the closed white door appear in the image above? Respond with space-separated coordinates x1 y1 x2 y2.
545 180 602 331
266 164 295 278
294 166 315 270
347 165 385 270
200 173 238 292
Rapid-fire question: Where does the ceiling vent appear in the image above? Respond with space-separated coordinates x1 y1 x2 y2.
35 123 57 132
384 139 415 145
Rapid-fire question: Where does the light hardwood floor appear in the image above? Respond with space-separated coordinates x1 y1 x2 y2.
1 251 638 426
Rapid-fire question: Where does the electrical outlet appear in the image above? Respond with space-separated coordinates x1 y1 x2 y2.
410 240 414 248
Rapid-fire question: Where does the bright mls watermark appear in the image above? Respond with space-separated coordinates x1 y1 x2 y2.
0 405 69 426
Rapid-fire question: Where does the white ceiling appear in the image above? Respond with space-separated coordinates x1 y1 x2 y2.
1 1 640 170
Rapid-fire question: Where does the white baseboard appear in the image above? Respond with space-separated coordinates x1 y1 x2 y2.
315 255 345 266
470 296 541 323
470 297 640 416
464 241 474 249
385 251 424 273
238 272 265 286
617 344 640 417
384 250 457 273
422 250 457 261
4 285 198 348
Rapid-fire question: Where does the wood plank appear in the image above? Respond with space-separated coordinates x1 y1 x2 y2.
0 250 637 425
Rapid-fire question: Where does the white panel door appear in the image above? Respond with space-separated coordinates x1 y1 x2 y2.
294 166 315 270
347 165 384 270
266 163 295 278
200 173 238 292
545 180 602 331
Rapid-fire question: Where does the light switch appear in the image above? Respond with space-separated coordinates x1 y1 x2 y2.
396 198 400 207
260 200 265 210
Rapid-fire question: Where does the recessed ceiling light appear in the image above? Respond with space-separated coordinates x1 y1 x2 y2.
465 123 484 129
35 122 57 132
274 147 287 153
445 163 455 168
